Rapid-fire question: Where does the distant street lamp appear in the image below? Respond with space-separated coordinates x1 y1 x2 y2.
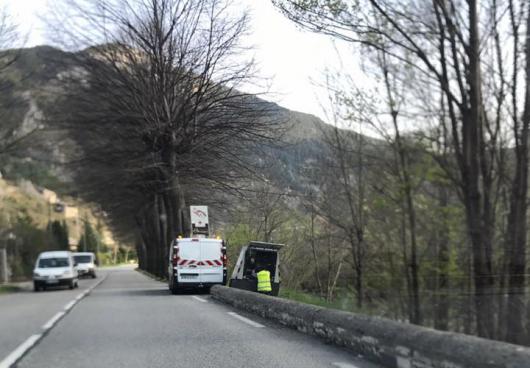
1 232 15 284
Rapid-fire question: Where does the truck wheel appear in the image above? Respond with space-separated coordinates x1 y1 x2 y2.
170 282 180 295
69 280 75 290
33 282 40 292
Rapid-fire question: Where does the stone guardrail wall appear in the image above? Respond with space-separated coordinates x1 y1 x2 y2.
211 285 530 368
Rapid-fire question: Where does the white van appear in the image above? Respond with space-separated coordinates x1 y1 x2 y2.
33 251 79 291
73 252 97 278
167 237 227 294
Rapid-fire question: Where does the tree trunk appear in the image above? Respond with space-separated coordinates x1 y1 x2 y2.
505 9 530 344
139 215 152 272
497 251 508 339
309 200 324 297
465 0 495 339
434 186 450 331
355 231 364 309
328 260 343 303
164 191 176 243
169 177 189 237
151 196 162 276
400 208 414 323
381 50 421 325
404 188 421 325
157 194 168 277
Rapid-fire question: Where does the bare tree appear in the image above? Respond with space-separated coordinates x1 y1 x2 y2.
0 7 17 70
49 0 279 276
273 0 528 340
0 7 31 156
310 76 371 308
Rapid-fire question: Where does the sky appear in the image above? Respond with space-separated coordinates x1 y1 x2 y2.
4 0 363 124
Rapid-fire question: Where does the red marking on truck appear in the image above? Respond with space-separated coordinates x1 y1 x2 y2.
177 259 222 267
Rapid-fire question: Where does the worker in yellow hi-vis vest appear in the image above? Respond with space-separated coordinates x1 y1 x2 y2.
256 267 272 295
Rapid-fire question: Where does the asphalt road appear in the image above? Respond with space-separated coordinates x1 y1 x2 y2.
2 266 381 368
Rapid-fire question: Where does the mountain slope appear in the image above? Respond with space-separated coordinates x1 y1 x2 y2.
0 46 381 237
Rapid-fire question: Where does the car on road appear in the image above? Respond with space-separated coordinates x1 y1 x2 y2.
168 237 227 294
33 251 79 291
73 252 97 278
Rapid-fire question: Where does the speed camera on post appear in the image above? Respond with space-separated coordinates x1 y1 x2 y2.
190 206 209 237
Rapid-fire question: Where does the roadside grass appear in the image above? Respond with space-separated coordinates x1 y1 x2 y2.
280 288 406 321
279 288 356 312
0 285 22 294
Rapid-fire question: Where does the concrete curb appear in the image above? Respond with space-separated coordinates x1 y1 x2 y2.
135 268 167 282
210 285 530 368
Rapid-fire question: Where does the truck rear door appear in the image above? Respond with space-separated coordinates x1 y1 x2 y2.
198 239 223 284
177 239 201 283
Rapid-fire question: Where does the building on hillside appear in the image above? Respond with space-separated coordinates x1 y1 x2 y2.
41 189 57 204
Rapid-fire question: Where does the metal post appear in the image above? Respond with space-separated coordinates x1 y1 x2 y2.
81 213 88 252
0 247 8 284
83 221 87 252
96 236 99 260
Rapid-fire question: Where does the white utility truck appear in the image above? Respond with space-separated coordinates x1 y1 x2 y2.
167 206 227 294
167 237 227 294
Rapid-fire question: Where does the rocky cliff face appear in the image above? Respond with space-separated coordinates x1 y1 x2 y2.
0 47 80 184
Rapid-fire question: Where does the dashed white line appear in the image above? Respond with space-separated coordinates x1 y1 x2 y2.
331 363 360 368
228 312 265 328
191 296 207 303
63 300 76 311
0 334 42 368
42 312 65 330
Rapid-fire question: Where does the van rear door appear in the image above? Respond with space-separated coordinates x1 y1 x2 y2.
198 239 223 284
177 239 200 283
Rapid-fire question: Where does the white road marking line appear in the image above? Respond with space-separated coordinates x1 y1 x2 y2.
87 275 106 292
0 334 42 368
0 275 108 368
227 312 265 328
331 363 360 368
191 296 207 303
42 312 65 330
63 300 76 311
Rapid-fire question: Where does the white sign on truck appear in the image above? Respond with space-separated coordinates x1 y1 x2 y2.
190 206 209 236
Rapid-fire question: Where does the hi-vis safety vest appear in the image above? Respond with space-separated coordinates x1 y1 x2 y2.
257 270 272 292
